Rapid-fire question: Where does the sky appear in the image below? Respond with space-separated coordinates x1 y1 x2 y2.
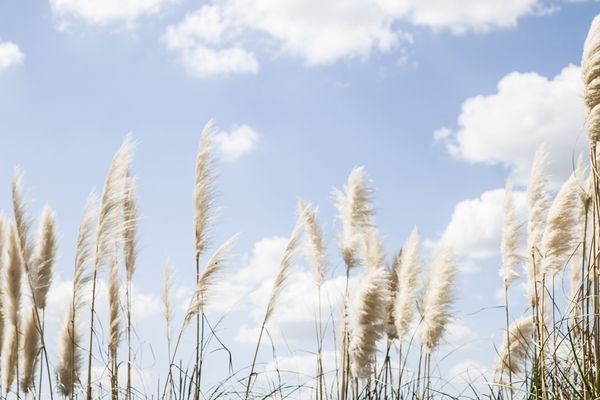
0 0 597 397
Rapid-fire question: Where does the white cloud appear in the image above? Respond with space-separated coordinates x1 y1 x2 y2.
213 125 260 162
165 0 541 76
377 0 541 34
448 359 489 384
440 188 527 260
437 65 586 185
163 5 259 77
49 0 178 29
0 41 24 70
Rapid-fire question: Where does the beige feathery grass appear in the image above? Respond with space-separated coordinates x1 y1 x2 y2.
194 121 216 259
500 181 523 288
421 245 456 354
0 213 6 354
334 167 374 270
86 136 133 400
386 250 401 339
2 326 18 396
2 224 22 395
56 193 96 397
540 173 580 276
348 232 390 378
32 205 57 310
12 169 33 274
108 254 121 362
182 233 240 330
163 259 173 353
123 173 137 400
526 145 551 306
21 307 40 393
395 227 421 343
495 316 534 383
264 206 308 322
583 14 600 142
301 201 327 287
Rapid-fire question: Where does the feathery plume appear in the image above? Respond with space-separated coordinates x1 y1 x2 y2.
2 326 17 395
163 259 173 350
2 225 22 395
0 213 6 354
359 229 386 273
11 169 33 273
123 174 137 284
264 206 308 322
541 173 580 276
421 245 456 354
108 254 121 360
21 307 40 393
526 145 551 306
495 316 534 383
56 194 95 397
348 263 390 378
301 201 327 286
334 167 374 270
583 14 600 142
32 205 57 310
194 121 215 259
182 233 240 330
395 227 421 343
56 307 80 397
500 181 523 288
386 250 401 339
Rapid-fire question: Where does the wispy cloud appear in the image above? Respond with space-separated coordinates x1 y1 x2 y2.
0 41 24 70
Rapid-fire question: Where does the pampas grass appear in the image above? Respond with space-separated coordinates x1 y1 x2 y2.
56 193 96 398
334 167 373 270
32 205 57 310
348 231 390 379
21 307 40 394
421 245 456 354
394 227 421 344
540 173 580 276
495 316 534 384
500 181 523 288
86 135 133 400
2 224 22 396
526 145 551 307
583 14 600 143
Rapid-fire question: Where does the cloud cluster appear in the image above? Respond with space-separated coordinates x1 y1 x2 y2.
0 41 24 71
213 124 260 161
49 0 179 29
162 0 541 76
436 65 585 185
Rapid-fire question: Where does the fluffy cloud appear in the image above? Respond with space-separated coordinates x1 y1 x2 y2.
437 65 586 185
164 0 541 76
377 0 541 34
49 0 178 29
163 5 258 77
213 124 260 161
0 41 24 70
440 188 527 260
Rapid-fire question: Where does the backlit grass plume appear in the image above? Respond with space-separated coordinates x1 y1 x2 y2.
2 224 22 395
395 227 421 343
334 167 374 270
500 181 523 288
348 232 390 379
301 201 327 287
583 14 600 142
526 145 551 307
86 135 133 400
194 121 215 259
32 205 57 310
182 233 240 330
495 316 534 383
56 193 96 397
421 245 456 354
540 173 580 276
21 307 40 394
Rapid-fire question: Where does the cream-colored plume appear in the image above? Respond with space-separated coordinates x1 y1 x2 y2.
583 14 600 142
500 181 523 288
395 227 421 343
194 121 215 259
495 316 534 383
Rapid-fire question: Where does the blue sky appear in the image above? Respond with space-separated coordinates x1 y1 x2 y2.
0 0 597 395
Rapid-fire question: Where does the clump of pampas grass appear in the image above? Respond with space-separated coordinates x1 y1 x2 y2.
334 167 374 270
394 228 421 343
495 316 534 383
348 231 390 379
421 245 456 354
